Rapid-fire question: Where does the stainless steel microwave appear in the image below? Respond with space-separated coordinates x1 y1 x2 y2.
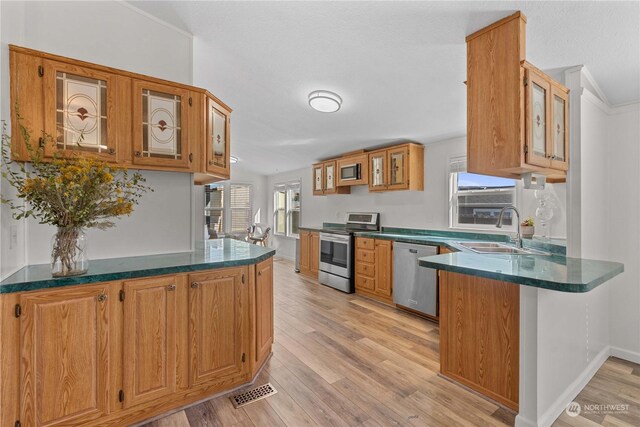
339 163 361 181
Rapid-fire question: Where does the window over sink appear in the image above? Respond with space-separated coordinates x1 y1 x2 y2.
449 156 516 231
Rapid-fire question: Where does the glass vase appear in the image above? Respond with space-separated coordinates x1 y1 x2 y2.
51 227 88 277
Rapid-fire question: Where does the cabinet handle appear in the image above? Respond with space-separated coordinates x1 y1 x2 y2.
97 293 108 302
38 137 45 148
167 284 176 291
38 65 44 77
191 282 199 288
135 151 142 157
258 271 262 276
108 148 116 155
189 153 193 162
208 160 214 165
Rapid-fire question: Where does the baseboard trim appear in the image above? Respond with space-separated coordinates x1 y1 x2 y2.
610 346 640 364
537 345 610 427
514 414 537 427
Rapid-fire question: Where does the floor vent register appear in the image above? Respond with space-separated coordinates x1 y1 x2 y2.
230 383 278 408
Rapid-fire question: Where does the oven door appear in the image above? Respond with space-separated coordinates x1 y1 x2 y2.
319 233 352 278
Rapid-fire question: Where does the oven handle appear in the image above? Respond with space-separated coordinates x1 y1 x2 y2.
319 233 351 243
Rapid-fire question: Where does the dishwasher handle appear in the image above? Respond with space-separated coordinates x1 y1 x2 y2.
409 249 418 253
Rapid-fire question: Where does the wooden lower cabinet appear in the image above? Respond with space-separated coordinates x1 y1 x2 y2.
355 238 393 304
122 275 177 408
0 262 274 427
20 283 115 427
253 258 274 375
439 270 519 411
299 230 320 278
188 267 248 387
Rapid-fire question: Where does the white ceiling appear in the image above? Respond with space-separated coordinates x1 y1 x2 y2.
130 1 640 176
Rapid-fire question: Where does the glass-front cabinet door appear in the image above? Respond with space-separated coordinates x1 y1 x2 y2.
312 163 324 195
43 60 117 161
550 87 569 171
206 95 231 176
368 150 388 191
387 146 409 190
324 161 337 194
525 68 552 168
132 80 191 169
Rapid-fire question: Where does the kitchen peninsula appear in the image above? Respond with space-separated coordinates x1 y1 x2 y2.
0 239 275 427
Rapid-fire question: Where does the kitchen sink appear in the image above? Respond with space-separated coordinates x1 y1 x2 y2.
457 242 549 255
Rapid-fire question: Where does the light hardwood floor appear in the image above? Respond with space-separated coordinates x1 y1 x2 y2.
143 258 639 427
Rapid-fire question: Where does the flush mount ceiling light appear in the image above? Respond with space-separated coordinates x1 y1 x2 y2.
230 156 238 164
308 90 342 113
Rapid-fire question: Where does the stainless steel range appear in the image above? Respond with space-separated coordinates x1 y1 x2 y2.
318 212 380 293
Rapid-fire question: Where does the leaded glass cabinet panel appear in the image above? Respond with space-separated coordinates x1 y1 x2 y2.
206 95 231 176
43 60 117 161
133 80 191 170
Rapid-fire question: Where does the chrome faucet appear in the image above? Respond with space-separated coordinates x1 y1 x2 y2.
496 206 522 248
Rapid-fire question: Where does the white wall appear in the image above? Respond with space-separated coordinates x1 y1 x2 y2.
1 1 194 276
517 67 639 427
267 137 567 259
607 104 640 362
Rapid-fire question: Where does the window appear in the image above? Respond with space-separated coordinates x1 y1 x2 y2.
205 185 224 237
230 184 252 233
205 183 252 238
449 157 516 230
274 181 301 237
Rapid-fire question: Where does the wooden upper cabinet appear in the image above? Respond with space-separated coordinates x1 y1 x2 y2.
368 149 388 191
9 45 232 183
205 94 231 177
550 86 569 171
336 153 368 186
20 283 113 427
466 12 569 181
368 143 424 192
188 267 248 387
132 79 191 170
324 160 337 193
312 161 350 195
42 59 119 161
122 275 177 408
312 163 324 195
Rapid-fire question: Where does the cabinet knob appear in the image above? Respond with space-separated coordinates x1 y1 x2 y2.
135 151 142 157
258 271 262 276
191 282 199 289
97 294 108 302
167 284 176 291
208 160 214 165
38 137 45 148
108 148 116 155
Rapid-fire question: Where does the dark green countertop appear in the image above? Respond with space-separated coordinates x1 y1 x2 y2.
353 227 621 293
0 239 275 294
419 252 623 293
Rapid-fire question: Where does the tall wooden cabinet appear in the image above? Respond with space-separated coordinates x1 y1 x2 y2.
466 12 569 181
9 45 232 184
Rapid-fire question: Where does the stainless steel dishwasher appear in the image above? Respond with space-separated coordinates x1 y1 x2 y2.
393 242 438 317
